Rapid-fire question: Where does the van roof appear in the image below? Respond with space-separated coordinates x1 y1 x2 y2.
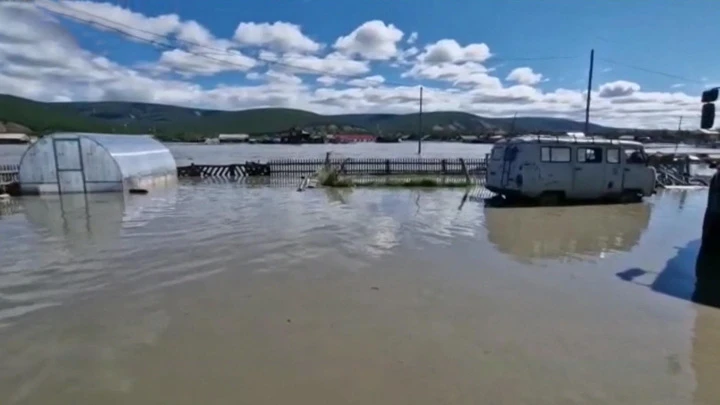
497 135 643 147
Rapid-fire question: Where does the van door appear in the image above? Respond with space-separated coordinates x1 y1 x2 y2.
501 145 520 189
621 146 649 192
573 146 606 198
486 145 505 188
605 147 623 196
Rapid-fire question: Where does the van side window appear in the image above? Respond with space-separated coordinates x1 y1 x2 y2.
491 147 505 160
623 148 646 164
540 146 571 162
606 148 620 164
577 147 603 163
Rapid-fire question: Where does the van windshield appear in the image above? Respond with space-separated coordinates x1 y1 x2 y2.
504 146 518 162
624 148 647 164
491 147 505 160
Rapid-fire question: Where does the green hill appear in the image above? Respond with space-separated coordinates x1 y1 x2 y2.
0 94 617 141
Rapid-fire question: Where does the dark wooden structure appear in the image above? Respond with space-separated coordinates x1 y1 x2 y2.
698 170 720 280
175 158 487 178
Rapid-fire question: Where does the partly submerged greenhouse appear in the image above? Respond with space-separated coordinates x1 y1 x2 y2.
18 133 177 195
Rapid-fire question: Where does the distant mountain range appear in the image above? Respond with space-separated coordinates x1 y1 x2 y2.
0 94 618 140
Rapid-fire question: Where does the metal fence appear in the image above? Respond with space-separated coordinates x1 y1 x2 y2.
0 164 18 185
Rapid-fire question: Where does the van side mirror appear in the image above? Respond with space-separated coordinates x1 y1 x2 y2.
702 88 719 103
702 103 716 129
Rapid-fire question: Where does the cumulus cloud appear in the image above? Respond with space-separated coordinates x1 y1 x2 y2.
347 75 385 88
419 39 491 65
334 20 404 60
598 80 641 98
0 1 704 129
233 21 321 54
407 32 418 44
506 67 543 86
154 49 256 77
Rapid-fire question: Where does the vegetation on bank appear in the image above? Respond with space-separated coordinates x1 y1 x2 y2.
317 167 472 188
325 178 472 188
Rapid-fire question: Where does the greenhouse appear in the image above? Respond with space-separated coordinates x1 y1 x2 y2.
18 133 177 195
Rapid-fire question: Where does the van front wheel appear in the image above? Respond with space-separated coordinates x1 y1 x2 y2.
619 191 642 204
537 192 563 206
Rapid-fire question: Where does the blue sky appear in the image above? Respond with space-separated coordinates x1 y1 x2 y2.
70 0 718 93
0 0 716 128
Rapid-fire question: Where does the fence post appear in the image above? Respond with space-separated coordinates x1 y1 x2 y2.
459 158 470 185
441 159 447 174
385 159 391 175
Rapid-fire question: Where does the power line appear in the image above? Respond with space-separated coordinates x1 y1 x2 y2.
36 1 580 86
596 57 704 84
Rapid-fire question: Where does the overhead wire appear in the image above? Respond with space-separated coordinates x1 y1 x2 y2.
35 0 581 88
597 57 704 85
593 36 705 85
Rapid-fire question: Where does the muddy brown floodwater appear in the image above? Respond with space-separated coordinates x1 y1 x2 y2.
0 182 719 405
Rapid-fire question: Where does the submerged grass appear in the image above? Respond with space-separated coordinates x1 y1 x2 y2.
317 167 473 188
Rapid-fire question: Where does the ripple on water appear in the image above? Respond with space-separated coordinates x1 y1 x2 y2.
0 185 710 325
0 182 718 404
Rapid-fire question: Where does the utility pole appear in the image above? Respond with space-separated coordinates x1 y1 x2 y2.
584 49 594 136
418 86 423 154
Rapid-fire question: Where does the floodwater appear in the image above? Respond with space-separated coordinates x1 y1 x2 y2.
1 141 719 166
0 179 719 404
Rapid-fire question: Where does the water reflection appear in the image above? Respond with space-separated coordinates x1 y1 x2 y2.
0 191 177 323
22 190 177 252
22 194 125 252
616 241 720 405
0 183 717 404
484 203 651 262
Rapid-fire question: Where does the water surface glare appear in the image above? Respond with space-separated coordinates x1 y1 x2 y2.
0 183 719 404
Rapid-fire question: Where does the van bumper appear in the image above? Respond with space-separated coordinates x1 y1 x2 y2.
486 186 524 199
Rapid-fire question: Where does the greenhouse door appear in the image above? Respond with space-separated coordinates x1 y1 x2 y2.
53 138 87 194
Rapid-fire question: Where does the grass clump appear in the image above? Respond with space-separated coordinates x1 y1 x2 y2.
318 169 472 188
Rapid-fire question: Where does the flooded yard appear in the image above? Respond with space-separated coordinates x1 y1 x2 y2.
0 181 718 404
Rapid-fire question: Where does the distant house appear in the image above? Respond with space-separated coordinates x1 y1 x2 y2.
218 134 250 143
460 135 481 143
279 129 315 144
331 134 377 143
619 135 636 141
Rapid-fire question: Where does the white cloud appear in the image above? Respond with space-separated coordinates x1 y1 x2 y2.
233 21 321 54
0 2 705 129
315 76 338 87
403 62 499 89
334 20 404 60
598 80 641 98
506 67 543 86
154 49 256 77
419 39 491 65
38 0 182 43
407 32 418 44
274 52 370 76
347 75 385 88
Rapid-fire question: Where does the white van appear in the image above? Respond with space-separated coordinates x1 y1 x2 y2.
485 135 656 205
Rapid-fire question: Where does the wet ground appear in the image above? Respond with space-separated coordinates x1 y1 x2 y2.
0 182 718 404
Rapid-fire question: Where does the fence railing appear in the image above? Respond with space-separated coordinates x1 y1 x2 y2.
265 157 487 177
0 164 18 185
